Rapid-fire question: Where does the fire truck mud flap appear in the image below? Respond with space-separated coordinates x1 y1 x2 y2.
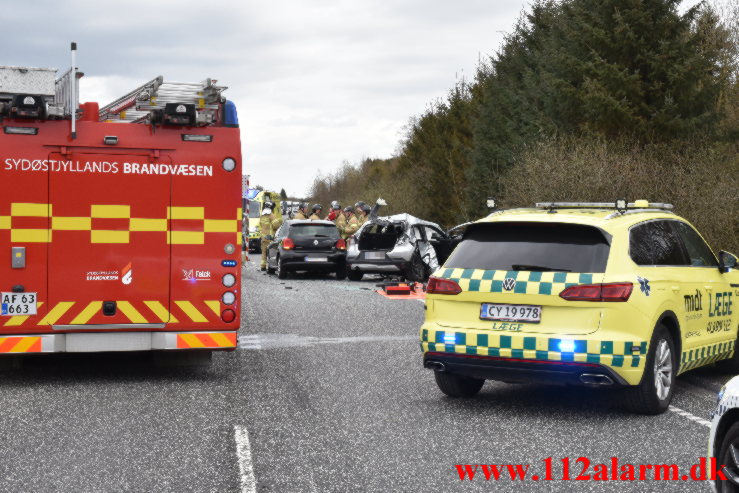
0 331 237 354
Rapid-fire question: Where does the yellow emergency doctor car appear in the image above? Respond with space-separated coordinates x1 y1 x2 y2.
421 201 738 414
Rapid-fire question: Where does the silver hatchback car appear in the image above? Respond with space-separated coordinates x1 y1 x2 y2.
345 213 459 281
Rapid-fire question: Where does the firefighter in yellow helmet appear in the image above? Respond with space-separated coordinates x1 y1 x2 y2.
342 206 359 239
309 204 323 220
259 201 282 271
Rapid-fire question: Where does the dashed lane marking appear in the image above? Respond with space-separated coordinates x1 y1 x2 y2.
234 425 257 493
239 333 415 350
668 405 711 428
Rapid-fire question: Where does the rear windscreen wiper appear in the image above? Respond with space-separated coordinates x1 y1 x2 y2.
511 264 571 272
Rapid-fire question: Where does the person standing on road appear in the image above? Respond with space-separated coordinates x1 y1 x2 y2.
259 202 282 271
309 204 323 220
343 206 359 239
293 202 309 220
332 202 347 235
326 201 341 221
354 201 366 217
357 204 371 226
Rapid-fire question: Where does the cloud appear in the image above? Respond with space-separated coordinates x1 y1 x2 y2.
4 0 526 196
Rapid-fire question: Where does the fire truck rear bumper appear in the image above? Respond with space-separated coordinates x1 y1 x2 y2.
0 331 238 354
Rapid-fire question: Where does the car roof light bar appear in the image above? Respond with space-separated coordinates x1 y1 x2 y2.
535 202 674 211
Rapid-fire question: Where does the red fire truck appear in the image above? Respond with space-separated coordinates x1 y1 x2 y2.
0 45 242 363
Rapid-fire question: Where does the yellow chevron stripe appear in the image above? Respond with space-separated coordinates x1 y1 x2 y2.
3 302 44 327
168 207 204 220
179 333 206 348
10 337 40 353
204 219 236 233
52 217 91 230
130 218 168 232
204 300 221 316
91 205 130 218
11 203 49 217
144 301 178 323
11 229 49 243
117 301 148 323
70 301 102 324
38 302 75 325
91 230 129 243
175 301 208 323
210 332 234 347
169 231 204 244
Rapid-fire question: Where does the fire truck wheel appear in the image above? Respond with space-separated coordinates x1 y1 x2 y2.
153 350 212 368
277 255 288 279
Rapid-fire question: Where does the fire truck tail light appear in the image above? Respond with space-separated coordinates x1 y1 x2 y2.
222 157 236 172
221 309 236 323
182 134 213 142
224 243 235 255
222 291 236 305
4 126 38 135
222 274 236 287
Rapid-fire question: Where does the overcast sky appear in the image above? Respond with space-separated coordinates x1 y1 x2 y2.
3 0 702 198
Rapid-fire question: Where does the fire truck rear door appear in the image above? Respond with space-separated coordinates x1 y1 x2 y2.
47 153 171 328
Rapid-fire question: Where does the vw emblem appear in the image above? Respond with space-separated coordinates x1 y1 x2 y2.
313 239 319 246
502 277 516 291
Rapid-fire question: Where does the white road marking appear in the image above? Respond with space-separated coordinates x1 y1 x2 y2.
234 425 258 493
239 333 415 350
668 405 712 428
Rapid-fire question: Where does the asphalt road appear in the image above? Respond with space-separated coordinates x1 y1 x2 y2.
0 260 733 492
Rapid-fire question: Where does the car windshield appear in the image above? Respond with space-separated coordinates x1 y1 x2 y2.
444 222 611 273
290 224 339 238
248 206 261 218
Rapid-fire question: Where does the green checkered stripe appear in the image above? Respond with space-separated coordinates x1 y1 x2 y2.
435 268 596 295
421 328 647 368
679 340 735 374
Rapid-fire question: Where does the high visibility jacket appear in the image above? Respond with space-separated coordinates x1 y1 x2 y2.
343 215 359 238
309 213 321 220
335 213 347 234
357 214 368 226
294 211 308 220
260 214 282 237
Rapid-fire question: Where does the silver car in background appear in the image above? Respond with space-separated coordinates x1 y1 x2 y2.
345 213 459 281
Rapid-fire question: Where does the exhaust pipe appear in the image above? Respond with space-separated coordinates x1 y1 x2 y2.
580 373 614 386
425 360 446 372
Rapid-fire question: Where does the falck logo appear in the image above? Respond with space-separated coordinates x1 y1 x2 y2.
121 262 133 285
182 269 195 281
502 277 516 291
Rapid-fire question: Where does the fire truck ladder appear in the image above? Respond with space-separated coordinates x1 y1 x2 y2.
98 77 227 125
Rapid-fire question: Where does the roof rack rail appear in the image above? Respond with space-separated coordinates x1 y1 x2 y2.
535 201 674 211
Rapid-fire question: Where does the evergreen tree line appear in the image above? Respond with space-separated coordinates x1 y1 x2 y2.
309 0 738 252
